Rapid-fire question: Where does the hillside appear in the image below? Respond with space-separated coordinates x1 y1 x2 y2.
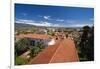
15 23 37 30
15 23 82 31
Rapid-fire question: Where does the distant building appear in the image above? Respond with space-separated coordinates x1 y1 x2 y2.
37 29 48 34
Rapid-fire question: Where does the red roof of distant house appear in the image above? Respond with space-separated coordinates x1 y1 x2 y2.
16 34 51 40
29 38 79 64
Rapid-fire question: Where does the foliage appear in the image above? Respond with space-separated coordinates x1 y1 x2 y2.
29 41 45 58
15 38 30 56
29 47 40 58
32 27 37 33
15 56 28 65
47 31 55 36
78 26 94 61
35 41 45 49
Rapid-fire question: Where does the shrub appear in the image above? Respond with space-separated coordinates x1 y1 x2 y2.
15 57 28 65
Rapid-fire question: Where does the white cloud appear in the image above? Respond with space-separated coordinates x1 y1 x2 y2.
38 15 51 20
43 16 50 20
56 19 64 22
15 19 34 23
66 23 93 27
15 19 93 27
40 21 51 26
31 21 60 27
15 19 60 27
56 19 76 23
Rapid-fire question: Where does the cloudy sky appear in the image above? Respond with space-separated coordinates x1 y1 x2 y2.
15 4 94 27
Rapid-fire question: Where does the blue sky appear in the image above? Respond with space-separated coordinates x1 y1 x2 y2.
15 4 94 27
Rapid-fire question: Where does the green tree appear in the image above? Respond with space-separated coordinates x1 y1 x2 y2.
29 41 45 58
15 38 30 56
35 41 45 50
86 26 94 60
79 26 94 61
29 47 40 58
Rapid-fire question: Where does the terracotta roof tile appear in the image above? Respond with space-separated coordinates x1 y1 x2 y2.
29 38 79 64
16 34 51 39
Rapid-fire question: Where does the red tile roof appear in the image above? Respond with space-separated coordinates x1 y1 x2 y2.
16 34 51 40
29 38 79 64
